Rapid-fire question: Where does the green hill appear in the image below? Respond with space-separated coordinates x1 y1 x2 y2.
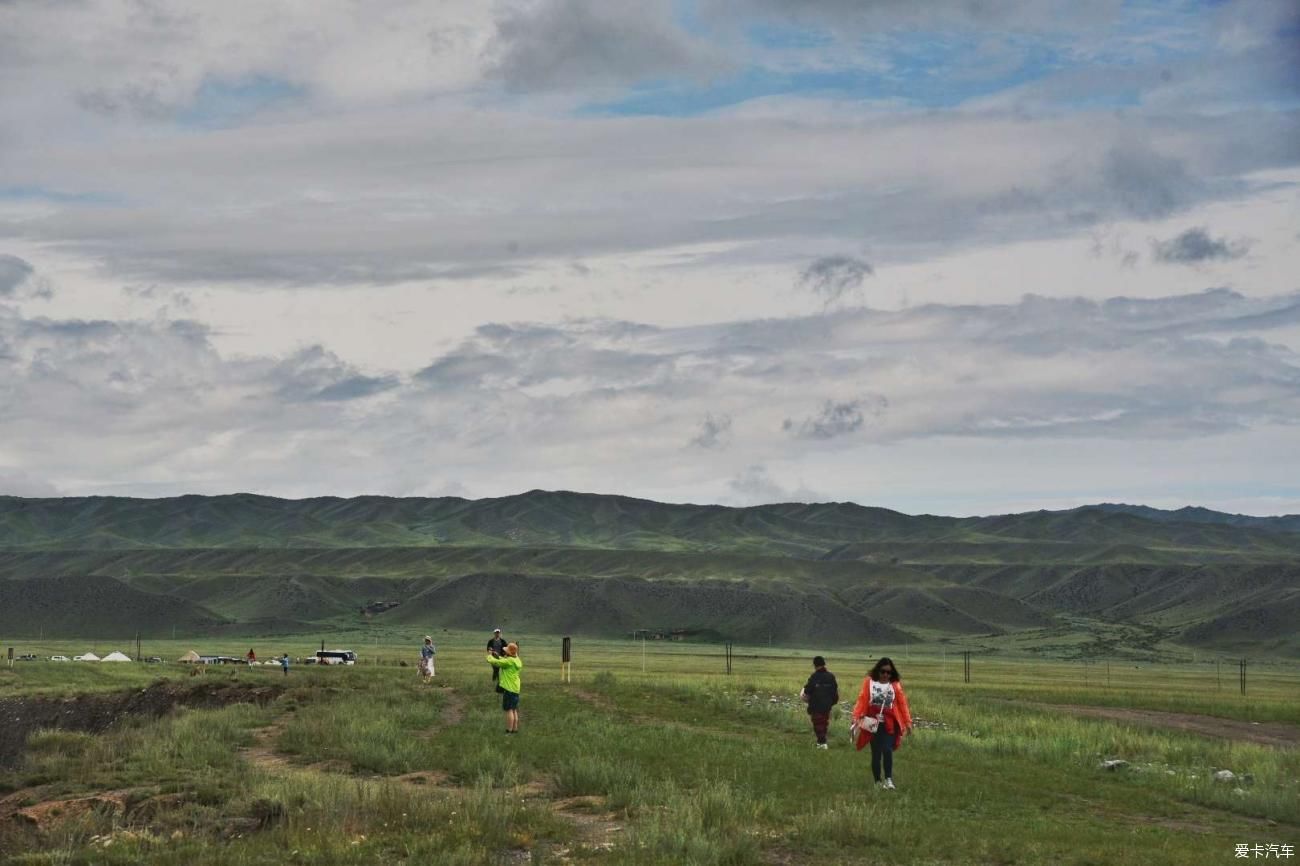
0 491 1296 653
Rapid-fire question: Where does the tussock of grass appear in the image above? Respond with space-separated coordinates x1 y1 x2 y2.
275 686 444 774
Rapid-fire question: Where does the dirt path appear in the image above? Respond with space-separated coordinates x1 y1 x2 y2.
1044 704 1300 748
432 685 465 728
239 716 295 771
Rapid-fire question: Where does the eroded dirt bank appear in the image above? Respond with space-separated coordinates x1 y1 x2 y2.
0 681 282 767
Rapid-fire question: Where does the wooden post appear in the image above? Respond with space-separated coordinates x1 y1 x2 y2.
561 636 571 683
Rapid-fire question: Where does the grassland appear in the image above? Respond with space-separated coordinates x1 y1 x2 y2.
2 632 1297 865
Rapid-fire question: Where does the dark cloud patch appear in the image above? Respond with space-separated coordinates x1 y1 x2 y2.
1153 227 1250 264
487 0 721 91
312 374 401 402
797 256 873 307
270 346 400 403
690 413 732 449
0 254 50 300
415 349 516 389
0 255 35 296
1100 141 1202 220
783 396 886 440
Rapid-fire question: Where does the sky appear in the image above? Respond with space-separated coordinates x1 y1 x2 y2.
1 0 1298 516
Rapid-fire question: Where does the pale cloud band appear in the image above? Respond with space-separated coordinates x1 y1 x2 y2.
2 288 1297 508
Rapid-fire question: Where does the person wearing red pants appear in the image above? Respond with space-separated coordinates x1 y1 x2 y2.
800 655 839 749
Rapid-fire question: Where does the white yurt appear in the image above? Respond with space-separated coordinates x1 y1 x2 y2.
101 651 133 662
178 650 201 663
75 652 100 661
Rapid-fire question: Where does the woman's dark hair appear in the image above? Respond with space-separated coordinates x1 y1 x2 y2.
869 657 901 682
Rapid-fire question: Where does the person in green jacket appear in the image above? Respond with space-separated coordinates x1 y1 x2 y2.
486 643 523 733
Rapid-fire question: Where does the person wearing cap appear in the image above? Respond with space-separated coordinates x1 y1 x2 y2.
486 628 507 691
419 635 436 681
485 643 523 733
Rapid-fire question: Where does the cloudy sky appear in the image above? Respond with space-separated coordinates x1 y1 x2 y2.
1 0 1298 515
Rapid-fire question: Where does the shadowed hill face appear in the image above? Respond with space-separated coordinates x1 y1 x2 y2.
379 572 914 645
0 575 227 638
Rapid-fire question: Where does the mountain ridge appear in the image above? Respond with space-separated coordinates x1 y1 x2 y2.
1 491 1297 655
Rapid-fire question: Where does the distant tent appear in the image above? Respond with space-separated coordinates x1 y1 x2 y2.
178 650 201 663
75 652 100 661
101 651 132 662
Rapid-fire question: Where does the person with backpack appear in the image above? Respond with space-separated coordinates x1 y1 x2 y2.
800 656 840 749
485 643 523 733
852 657 913 789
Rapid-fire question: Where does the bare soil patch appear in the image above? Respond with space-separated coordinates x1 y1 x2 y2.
1045 704 1300 748
239 716 294 771
0 681 283 767
13 790 131 831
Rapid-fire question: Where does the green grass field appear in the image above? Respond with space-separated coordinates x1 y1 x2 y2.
2 633 1298 865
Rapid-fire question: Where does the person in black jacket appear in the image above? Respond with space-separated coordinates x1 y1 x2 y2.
801 656 839 749
487 628 508 691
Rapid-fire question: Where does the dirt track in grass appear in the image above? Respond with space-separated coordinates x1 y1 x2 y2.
1044 704 1300 747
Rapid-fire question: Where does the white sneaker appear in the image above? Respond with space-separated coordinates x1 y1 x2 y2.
816 743 828 750
883 778 896 790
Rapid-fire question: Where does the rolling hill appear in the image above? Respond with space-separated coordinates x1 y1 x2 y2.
1 491 1297 654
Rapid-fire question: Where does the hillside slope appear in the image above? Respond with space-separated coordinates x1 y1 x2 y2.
1 492 1297 653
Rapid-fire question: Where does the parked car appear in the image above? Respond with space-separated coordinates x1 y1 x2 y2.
17 653 37 661
145 657 164 664
49 655 70 662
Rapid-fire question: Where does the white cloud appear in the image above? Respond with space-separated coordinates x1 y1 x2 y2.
2 287 1297 510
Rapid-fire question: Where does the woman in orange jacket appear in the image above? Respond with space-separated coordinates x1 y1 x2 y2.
852 657 912 790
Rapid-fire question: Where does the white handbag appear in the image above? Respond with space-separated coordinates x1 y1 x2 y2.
850 714 880 740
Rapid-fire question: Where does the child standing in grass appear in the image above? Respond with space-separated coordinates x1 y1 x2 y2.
420 636 436 681
486 642 523 733
853 657 912 790
801 655 839 749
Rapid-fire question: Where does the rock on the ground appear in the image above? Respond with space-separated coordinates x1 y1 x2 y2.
1214 769 1236 783
1099 759 1129 771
